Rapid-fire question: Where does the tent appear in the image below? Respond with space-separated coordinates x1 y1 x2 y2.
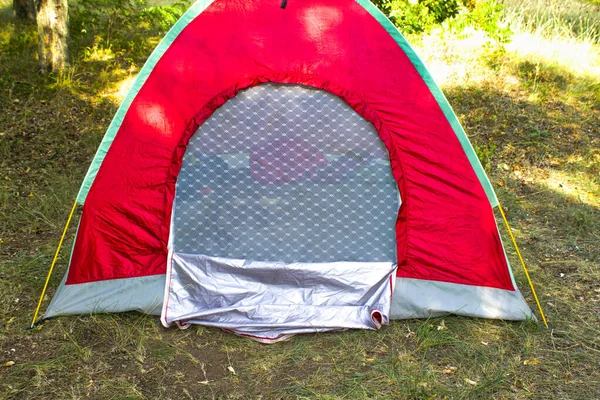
36 0 543 342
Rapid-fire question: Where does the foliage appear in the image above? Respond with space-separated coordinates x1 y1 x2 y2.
373 0 511 43
0 27 36 57
138 3 189 31
474 143 497 172
446 1 513 43
392 1 459 33
373 0 462 33
501 0 600 43
69 0 189 62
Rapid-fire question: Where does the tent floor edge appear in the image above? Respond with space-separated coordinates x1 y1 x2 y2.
390 277 535 321
44 274 534 324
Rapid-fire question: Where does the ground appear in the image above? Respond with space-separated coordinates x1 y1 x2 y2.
0 0 599 398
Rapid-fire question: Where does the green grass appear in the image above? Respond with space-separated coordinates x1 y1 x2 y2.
1 0 600 398
501 0 600 43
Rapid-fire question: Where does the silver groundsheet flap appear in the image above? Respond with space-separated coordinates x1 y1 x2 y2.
162 252 397 342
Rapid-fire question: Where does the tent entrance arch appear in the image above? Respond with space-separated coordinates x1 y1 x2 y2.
162 83 401 340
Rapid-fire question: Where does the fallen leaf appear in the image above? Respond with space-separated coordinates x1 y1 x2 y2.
437 320 447 331
524 358 541 366
442 367 457 375
2 361 15 368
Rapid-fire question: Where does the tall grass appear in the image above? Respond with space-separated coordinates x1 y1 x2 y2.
501 0 600 43
492 0 600 108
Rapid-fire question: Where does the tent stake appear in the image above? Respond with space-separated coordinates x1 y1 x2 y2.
498 204 548 327
30 200 78 329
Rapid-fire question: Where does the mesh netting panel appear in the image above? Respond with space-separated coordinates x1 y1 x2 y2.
172 84 400 263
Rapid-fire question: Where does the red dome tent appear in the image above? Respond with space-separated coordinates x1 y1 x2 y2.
39 0 538 341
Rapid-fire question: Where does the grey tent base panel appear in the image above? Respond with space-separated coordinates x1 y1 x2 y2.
44 274 164 319
391 278 534 321
44 274 533 323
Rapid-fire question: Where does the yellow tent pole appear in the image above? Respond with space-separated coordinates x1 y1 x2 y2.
30 200 78 329
497 204 548 328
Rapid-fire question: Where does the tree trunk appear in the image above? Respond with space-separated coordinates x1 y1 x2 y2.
37 0 69 73
13 0 36 20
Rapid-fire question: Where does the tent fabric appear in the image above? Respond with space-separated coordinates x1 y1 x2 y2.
45 274 164 317
74 0 219 204
163 82 402 340
64 0 513 290
391 278 532 320
45 0 535 331
355 0 497 207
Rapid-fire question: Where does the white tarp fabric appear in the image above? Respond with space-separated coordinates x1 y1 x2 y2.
162 253 397 342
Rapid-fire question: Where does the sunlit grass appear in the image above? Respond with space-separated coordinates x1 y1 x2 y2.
506 32 600 75
539 169 599 207
501 0 600 43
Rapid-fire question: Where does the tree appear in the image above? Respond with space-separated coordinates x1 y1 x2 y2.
37 0 69 73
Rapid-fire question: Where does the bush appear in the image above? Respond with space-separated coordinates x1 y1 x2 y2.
446 1 512 43
373 0 512 42
69 0 190 62
373 0 463 33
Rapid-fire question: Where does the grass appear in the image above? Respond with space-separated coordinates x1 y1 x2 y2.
501 0 600 43
1 0 599 398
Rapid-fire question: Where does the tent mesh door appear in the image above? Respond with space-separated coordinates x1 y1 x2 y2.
172 84 400 263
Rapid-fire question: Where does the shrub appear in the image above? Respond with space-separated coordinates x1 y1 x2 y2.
447 1 512 43
69 0 190 62
373 0 464 34
373 0 512 42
